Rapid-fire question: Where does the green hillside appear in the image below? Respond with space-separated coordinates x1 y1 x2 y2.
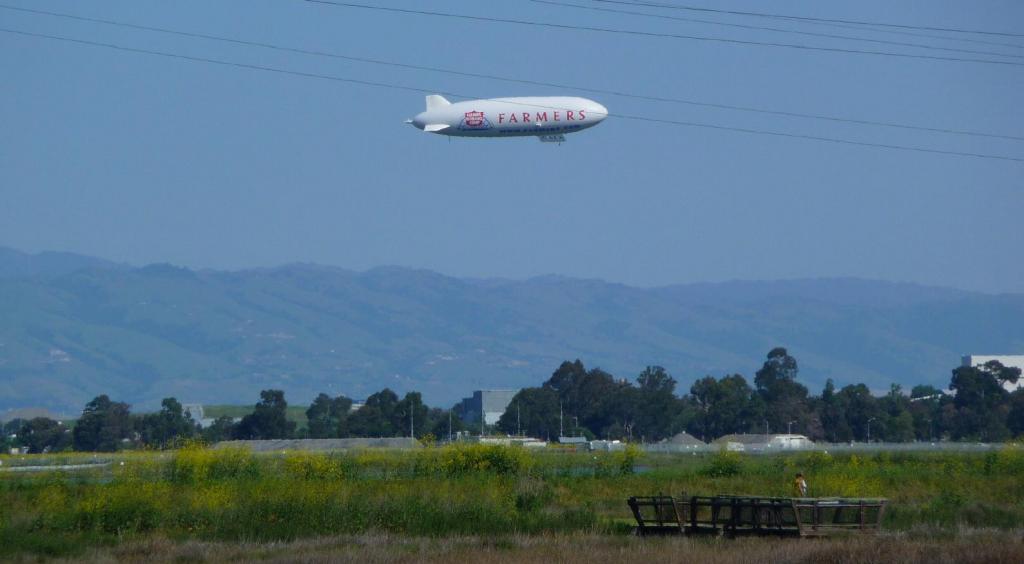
1 249 1022 413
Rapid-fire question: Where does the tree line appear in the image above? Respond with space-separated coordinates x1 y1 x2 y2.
3 347 1022 453
1 388 468 454
496 348 1024 443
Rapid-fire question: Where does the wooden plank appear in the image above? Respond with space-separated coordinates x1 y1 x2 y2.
791 499 804 537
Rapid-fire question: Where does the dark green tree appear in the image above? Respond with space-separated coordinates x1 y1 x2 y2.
819 379 849 442
496 386 560 440
1008 390 1024 438
18 417 72 453
908 385 944 441
201 416 237 443
689 374 760 440
754 347 811 435
541 361 635 439
3 418 27 452
305 393 353 438
878 384 914 442
947 363 1014 441
347 388 400 437
395 392 431 438
837 384 881 442
73 395 133 452
3 418 26 435
233 389 296 440
427 407 465 441
982 360 1021 388
544 359 588 396
633 366 681 441
137 398 197 448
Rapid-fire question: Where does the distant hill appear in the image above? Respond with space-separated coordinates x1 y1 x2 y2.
0 249 1021 413
0 247 124 279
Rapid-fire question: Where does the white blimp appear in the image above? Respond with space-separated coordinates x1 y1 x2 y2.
408 95 608 143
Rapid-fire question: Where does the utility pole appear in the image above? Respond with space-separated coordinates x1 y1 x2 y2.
517 402 521 437
867 417 876 443
448 410 452 442
788 420 796 434
559 402 563 438
410 406 414 439
764 419 769 438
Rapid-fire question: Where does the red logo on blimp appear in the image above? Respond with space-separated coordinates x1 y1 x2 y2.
460 110 491 130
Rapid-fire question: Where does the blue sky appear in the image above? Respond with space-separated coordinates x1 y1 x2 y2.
2 0 1022 293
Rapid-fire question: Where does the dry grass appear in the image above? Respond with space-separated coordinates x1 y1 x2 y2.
26 529 1024 564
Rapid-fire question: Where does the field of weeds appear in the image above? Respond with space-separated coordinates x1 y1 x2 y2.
1 444 1023 560
24 529 1024 564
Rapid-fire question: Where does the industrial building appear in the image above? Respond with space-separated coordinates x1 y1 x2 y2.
961 355 1024 392
712 433 814 452
459 389 519 426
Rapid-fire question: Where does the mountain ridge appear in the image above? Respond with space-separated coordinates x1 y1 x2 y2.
1 247 1020 413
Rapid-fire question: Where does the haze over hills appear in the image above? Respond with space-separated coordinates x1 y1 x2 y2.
1 246 1021 414
0 247 125 279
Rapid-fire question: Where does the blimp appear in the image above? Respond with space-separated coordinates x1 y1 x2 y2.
408 95 608 142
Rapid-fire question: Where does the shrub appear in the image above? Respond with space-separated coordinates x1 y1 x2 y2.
282 452 346 481
168 445 258 484
418 444 532 477
615 445 642 476
800 450 835 471
700 449 743 478
73 483 169 534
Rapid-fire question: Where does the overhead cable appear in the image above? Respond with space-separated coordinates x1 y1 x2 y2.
4 3 1020 142
528 0 1024 60
3 28 1022 164
588 0 1024 38
301 1 1024 67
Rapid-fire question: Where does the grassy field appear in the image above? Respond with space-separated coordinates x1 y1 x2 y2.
1 445 1022 561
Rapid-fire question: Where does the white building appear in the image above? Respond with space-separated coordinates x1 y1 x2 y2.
183 404 218 428
767 434 815 450
589 440 626 452
961 355 1024 392
474 436 547 448
712 433 814 452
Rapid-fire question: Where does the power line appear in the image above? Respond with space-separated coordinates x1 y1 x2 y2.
3 27 1022 164
767 17 1024 52
0 28 436 95
591 0 1024 51
529 0 1024 60
5 3 1020 142
588 0 1024 38
610 112 1024 163
302 1 1024 67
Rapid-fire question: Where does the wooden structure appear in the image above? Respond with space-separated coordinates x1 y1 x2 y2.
627 494 887 537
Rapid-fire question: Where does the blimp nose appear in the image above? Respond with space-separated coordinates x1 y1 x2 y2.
587 101 609 122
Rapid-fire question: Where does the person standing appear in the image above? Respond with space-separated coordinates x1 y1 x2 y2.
793 472 808 497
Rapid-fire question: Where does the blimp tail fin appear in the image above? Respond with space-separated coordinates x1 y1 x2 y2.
425 95 451 111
